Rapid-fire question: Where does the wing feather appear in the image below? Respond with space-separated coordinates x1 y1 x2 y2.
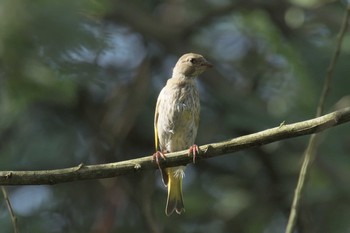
154 97 160 151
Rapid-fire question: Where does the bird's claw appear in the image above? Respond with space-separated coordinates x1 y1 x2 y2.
188 144 199 164
153 151 166 171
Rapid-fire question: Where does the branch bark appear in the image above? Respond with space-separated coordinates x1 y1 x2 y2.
1 107 349 186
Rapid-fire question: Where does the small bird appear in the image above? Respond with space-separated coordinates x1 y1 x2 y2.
153 53 212 215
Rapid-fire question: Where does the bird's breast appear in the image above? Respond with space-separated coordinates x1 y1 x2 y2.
157 82 200 151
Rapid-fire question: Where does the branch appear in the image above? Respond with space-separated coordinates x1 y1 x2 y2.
1 187 19 233
0 107 350 186
285 5 350 233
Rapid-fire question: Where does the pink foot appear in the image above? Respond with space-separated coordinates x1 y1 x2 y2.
152 151 166 171
188 144 199 164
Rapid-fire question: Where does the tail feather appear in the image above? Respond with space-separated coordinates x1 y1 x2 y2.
165 167 185 216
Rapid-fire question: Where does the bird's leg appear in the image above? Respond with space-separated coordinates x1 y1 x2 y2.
152 151 166 171
188 144 199 164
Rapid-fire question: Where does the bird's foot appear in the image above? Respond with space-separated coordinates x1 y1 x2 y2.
152 151 166 171
188 144 199 164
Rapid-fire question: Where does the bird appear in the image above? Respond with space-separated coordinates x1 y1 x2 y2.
153 53 212 216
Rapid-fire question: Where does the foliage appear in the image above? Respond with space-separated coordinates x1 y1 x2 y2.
0 0 349 232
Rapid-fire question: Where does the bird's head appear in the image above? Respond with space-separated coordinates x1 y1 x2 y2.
172 53 212 78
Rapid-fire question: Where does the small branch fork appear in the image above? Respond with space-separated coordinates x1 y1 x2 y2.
285 4 350 233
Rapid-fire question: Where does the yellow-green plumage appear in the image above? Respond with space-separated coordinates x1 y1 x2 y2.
154 53 211 215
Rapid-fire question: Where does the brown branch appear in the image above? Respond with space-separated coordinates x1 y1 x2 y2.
285 5 350 233
0 107 349 186
2 187 19 233
318 6 350 116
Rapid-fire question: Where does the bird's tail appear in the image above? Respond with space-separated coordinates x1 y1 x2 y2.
165 167 185 216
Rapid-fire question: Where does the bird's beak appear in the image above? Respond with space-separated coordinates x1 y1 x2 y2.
202 61 213 68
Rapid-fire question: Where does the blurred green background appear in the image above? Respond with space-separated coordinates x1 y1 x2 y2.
0 0 350 232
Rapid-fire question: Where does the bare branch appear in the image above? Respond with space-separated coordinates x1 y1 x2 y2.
0 107 349 186
1 187 19 233
285 5 350 233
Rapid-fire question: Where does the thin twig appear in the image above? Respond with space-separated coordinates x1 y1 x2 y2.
1 186 19 233
285 5 350 233
317 6 350 116
0 107 349 186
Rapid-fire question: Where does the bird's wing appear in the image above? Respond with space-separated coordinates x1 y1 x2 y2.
154 96 160 151
195 103 200 129
154 93 169 186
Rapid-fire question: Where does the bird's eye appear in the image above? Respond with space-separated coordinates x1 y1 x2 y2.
189 58 196 63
